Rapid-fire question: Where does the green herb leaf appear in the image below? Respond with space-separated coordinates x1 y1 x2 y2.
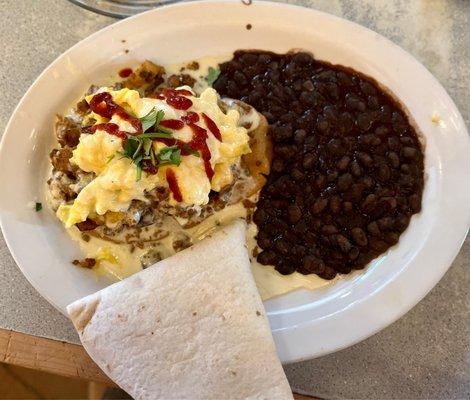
143 138 153 156
122 137 140 159
139 132 173 139
158 146 181 166
136 163 142 182
206 67 220 87
157 126 174 135
35 202 42 212
154 110 165 127
140 108 166 133
140 108 157 132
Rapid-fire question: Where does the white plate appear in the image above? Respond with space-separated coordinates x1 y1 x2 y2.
1 1 469 363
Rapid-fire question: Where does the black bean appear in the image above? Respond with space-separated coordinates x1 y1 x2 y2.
311 198 328 214
253 209 267 225
370 239 388 253
322 224 339 235
402 146 418 159
257 233 273 250
240 52 258 65
327 170 339 182
337 156 350 170
329 196 342 213
360 80 377 95
302 255 325 273
367 221 381 236
377 164 391 181
385 232 400 245
257 250 277 265
351 227 368 246
356 152 373 167
387 151 400 168
338 173 353 191
302 153 315 169
377 217 394 231
408 194 421 212
350 160 362 176
291 168 304 181
335 234 352 253
287 204 302 223
320 266 337 280
294 129 307 144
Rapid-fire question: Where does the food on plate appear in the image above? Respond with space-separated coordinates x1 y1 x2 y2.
47 50 424 298
67 222 293 400
215 51 424 278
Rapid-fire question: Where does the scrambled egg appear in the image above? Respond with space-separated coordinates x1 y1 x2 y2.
57 87 251 228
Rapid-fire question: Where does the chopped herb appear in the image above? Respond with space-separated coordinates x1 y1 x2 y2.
136 163 142 182
154 109 165 127
143 138 153 156
35 202 42 212
158 146 181 166
140 108 166 133
206 67 220 86
140 108 158 132
139 132 173 139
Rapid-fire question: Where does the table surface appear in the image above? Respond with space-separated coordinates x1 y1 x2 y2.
0 0 468 399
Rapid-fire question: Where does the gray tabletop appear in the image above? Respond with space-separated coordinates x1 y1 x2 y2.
1 1 469 399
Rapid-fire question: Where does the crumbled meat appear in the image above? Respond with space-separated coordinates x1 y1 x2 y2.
76 219 98 231
55 116 81 148
76 99 90 115
167 74 196 88
186 61 199 70
72 258 96 268
172 234 192 252
50 147 76 174
124 60 165 93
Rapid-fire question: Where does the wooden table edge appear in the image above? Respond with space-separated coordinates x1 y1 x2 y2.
0 328 317 399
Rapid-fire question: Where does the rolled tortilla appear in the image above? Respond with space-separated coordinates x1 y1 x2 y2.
67 220 293 400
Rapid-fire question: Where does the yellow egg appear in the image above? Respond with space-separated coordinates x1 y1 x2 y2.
71 130 122 174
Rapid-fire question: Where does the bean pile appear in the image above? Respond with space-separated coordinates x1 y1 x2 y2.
214 51 424 279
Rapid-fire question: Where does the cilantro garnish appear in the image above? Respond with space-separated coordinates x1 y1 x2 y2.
158 146 181 166
206 67 220 87
35 202 42 212
140 108 165 133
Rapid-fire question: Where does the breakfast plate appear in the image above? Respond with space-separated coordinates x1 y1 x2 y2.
0 1 469 363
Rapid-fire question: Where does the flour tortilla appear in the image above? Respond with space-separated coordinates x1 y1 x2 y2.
67 220 293 400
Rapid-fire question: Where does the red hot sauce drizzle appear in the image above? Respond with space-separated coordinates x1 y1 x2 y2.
161 88 193 110
89 92 142 137
182 111 199 124
91 123 127 140
201 113 222 141
118 68 133 78
166 168 183 202
160 119 184 130
188 123 214 181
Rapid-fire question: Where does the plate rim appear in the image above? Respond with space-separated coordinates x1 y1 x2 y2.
1 0 469 363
